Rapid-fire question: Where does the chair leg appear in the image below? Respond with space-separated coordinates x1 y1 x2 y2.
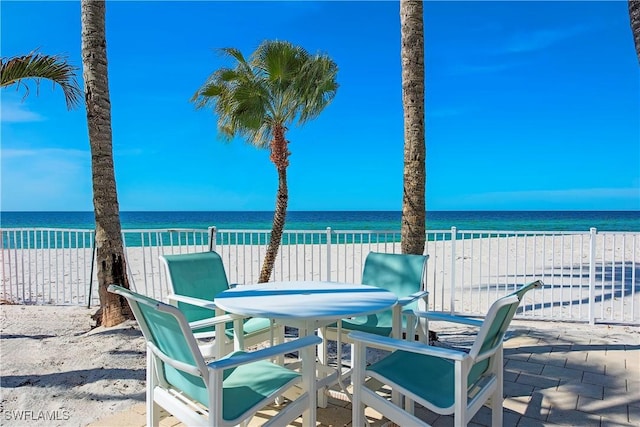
301 343 317 427
214 308 226 360
418 295 429 344
275 323 285 366
404 396 415 415
274 324 285 406
406 312 416 341
491 387 503 427
454 361 467 427
233 317 245 351
492 349 504 427
147 401 161 427
351 340 366 427
391 388 402 408
146 350 161 427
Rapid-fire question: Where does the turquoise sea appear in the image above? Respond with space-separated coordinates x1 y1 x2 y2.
1 211 639 232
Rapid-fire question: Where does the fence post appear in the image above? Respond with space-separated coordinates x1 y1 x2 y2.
450 226 457 314
326 227 332 281
588 227 597 325
208 226 217 252
0 230 5 305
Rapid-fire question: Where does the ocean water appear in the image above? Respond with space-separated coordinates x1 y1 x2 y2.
1 211 639 232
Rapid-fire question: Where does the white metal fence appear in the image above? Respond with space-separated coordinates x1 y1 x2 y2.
1 227 638 325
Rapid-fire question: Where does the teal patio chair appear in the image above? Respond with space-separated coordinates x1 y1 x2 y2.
319 252 429 350
108 285 320 427
349 280 542 427
160 251 284 359
317 252 428 402
406 280 544 346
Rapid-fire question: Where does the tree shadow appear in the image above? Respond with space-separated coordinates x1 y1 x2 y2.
471 262 639 316
85 326 142 338
1 334 56 339
0 367 145 389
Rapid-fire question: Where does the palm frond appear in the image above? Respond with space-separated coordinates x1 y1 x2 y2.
297 55 339 123
192 40 338 148
0 50 82 110
218 47 248 65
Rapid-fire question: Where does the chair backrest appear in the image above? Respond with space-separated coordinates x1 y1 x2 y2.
509 279 543 314
467 280 542 385
108 284 210 407
361 252 428 297
359 252 428 329
160 251 230 323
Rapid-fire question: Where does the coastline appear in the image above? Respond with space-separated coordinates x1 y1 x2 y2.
2 210 639 232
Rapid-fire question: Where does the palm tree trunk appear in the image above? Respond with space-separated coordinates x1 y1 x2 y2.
400 0 426 255
81 0 132 326
259 125 289 283
630 0 640 64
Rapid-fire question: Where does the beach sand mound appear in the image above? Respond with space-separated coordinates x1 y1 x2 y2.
0 305 146 427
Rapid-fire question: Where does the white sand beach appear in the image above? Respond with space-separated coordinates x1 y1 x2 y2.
0 305 146 427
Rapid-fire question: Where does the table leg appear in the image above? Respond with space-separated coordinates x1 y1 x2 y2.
232 317 245 351
391 305 402 406
214 308 226 360
301 341 317 427
316 327 329 408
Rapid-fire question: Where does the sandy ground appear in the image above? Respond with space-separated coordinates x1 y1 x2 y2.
0 305 146 427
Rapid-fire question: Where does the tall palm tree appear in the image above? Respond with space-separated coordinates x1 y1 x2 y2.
81 0 131 327
193 40 338 283
400 0 426 255
630 0 640 64
0 50 82 109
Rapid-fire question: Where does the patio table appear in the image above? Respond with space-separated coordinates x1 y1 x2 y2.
214 280 398 415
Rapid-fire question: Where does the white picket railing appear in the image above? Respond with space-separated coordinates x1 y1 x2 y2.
1 227 638 325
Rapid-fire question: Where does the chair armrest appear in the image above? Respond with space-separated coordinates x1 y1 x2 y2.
168 293 258 332
413 310 484 327
397 290 429 306
167 293 218 311
189 312 247 330
348 330 468 361
207 335 322 371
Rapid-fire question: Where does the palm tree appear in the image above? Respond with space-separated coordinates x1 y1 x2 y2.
81 0 132 327
400 0 426 255
630 0 640 64
193 40 338 283
0 50 82 109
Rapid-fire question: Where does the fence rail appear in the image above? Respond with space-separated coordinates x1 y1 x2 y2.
1 227 638 325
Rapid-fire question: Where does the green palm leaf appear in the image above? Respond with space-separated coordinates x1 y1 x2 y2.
0 50 82 110
193 40 338 147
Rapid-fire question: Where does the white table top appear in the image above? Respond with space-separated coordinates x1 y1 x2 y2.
215 281 397 321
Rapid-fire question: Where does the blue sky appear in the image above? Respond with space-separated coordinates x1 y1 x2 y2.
1 1 639 212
